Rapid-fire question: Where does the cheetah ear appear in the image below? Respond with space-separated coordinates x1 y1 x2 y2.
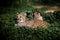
17 12 19 15
23 13 27 16
37 13 40 15
34 12 37 15
37 13 41 16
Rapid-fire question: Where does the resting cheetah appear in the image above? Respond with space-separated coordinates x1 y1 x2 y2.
32 12 49 28
15 13 34 28
15 12 49 28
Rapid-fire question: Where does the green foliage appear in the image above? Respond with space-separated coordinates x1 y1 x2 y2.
1 26 60 40
0 2 60 40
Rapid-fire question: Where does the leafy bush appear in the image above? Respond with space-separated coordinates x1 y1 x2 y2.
0 7 60 40
1 26 60 40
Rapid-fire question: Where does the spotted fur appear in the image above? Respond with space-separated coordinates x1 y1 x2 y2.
15 12 49 28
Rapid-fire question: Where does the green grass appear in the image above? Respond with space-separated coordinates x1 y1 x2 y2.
0 7 60 40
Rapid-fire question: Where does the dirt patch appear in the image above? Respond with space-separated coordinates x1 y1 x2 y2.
32 5 47 8
32 5 60 13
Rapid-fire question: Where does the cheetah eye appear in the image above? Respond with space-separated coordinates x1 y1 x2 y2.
20 16 22 18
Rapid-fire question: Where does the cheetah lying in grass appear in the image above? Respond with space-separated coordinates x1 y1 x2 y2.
15 12 49 28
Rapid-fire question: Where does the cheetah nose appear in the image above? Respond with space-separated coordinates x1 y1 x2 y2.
17 19 19 20
20 19 21 21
